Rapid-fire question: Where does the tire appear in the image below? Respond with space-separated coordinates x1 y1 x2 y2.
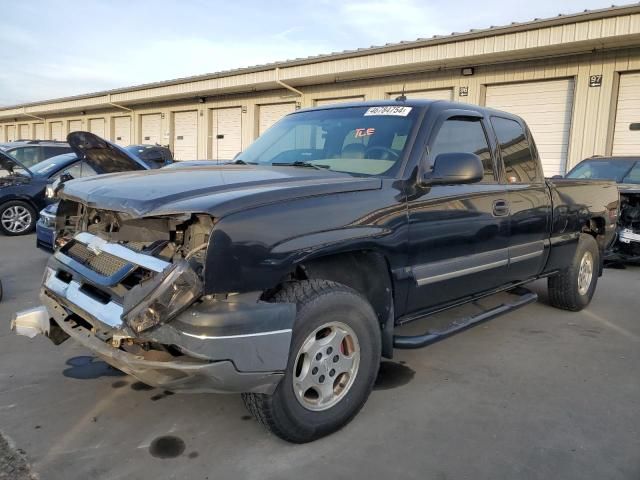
242 279 381 443
0 201 37 236
548 233 600 311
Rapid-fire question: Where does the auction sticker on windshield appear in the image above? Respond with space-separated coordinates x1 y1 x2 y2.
364 106 412 116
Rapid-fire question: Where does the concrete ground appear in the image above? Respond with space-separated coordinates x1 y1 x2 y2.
0 234 638 480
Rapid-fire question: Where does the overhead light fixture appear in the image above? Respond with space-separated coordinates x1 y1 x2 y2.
461 67 474 76
198 97 206 103
80 110 86 115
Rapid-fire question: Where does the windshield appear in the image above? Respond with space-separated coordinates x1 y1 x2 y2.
29 153 77 176
238 105 418 176
566 159 639 183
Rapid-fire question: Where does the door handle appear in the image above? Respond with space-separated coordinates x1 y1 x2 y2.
493 199 510 217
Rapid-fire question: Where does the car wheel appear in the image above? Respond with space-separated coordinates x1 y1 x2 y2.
0 201 37 236
242 279 381 443
548 233 600 311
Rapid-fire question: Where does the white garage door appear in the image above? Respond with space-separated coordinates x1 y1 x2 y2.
211 107 242 161
173 110 198 161
6 126 15 142
19 124 30 140
50 122 63 141
259 103 296 136
141 114 162 145
34 123 44 140
612 72 640 155
388 88 454 101
89 118 105 138
486 79 574 176
315 96 365 106
68 120 82 133
113 117 131 146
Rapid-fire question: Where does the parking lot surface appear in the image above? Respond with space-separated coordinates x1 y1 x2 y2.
0 234 638 480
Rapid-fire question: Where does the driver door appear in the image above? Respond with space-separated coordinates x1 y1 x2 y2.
405 114 510 314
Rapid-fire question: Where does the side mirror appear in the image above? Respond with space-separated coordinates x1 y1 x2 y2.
421 152 483 186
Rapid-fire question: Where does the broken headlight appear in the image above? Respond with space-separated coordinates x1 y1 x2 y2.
123 260 202 333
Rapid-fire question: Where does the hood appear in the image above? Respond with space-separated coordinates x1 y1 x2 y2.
0 150 31 186
60 165 382 218
67 131 148 174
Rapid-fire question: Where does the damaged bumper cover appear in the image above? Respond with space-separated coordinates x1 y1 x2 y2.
13 232 296 394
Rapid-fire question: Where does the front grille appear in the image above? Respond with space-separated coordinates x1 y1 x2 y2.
66 241 129 277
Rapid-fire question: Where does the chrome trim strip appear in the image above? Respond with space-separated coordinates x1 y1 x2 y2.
181 328 293 341
44 267 123 328
413 248 509 286
510 250 543 263
73 232 170 273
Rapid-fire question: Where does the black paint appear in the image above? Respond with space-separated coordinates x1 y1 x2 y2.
241 415 252 421
150 391 175 401
111 380 128 388
149 436 185 459
374 361 415 390
131 382 155 391
63 356 126 380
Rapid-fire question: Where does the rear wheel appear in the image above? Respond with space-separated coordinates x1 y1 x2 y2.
242 279 381 443
0 201 36 236
548 233 600 311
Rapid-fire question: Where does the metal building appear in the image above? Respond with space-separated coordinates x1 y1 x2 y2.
1 4 640 173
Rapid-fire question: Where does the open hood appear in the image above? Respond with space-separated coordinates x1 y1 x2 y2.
0 150 31 176
67 131 148 174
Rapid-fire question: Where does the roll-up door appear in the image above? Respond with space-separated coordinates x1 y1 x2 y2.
612 72 640 155
258 103 295 136
68 120 82 133
89 118 105 138
113 117 132 146
18 124 30 140
50 122 63 141
211 107 242 161
388 88 454 101
315 96 365 106
141 114 162 145
34 123 44 140
485 79 575 176
173 110 198 160
7 126 16 142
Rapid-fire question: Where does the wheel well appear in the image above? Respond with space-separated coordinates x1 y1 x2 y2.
266 250 395 358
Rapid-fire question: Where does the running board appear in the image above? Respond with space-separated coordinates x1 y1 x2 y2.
393 287 538 349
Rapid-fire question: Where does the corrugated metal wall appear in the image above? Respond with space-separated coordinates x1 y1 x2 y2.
1 48 639 170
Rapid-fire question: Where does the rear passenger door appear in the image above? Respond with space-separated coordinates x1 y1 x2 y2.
491 116 551 282
405 114 509 313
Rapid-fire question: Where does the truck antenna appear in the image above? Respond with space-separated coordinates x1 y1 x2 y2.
395 85 407 102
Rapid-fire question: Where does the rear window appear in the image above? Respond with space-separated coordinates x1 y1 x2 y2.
491 117 541 184
238 106 419 177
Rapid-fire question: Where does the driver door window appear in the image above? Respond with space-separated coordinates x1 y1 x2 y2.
430 118 495 182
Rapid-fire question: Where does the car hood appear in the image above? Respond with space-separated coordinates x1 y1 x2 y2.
67 131 148 174
59 165 382 218
618 183 640 195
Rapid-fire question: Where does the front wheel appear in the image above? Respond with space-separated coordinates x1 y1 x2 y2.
548 233 600 311
242 279 381 443
0 201 36 236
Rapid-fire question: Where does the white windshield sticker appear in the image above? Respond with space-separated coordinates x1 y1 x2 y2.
364 106 412 116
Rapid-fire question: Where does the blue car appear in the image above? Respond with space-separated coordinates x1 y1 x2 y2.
35 132 152 250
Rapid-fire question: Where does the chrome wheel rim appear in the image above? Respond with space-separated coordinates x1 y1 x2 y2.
1 206 31 234
577 251 594 296
292 321 360 412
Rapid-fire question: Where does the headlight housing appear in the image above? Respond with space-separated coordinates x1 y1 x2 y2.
122 260 202 333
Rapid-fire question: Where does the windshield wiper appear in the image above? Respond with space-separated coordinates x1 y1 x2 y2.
272 161 330 170
232 159 258 165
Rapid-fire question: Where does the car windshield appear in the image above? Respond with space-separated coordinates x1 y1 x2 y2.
566 159 639 183
238 105 419 176
29 153 77 176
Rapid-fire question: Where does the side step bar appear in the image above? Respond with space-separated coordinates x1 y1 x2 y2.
393 287 538 349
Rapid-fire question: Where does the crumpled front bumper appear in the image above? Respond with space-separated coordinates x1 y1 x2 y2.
13 232 296 394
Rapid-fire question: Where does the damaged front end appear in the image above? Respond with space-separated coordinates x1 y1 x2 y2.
13 200 295 394
610 191 640 262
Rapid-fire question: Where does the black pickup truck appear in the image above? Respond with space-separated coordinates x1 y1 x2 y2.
12 101 618 443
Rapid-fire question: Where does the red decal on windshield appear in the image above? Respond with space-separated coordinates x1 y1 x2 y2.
355 128 375 137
